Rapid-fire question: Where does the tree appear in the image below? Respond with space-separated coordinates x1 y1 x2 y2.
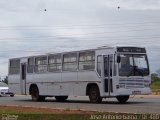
3 76 8 84
156 69 160 77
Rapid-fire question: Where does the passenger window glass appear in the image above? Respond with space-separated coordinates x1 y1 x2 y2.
104 55 113 77
109 55 113 76
9 59 20 74
35 56 47 73
79 51 95 70
63 53 77 71
114 54 117 76
97 56 102 76
48 54 61 72
27 57 34 73
104 57 109 77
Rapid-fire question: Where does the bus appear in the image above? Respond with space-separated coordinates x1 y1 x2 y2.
8 46 151 103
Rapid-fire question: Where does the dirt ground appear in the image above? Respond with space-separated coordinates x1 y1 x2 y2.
0 105 96 115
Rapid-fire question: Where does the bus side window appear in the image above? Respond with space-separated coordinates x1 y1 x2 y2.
97 56 102 76
35 56 48 73
104 57 109 77
9 59 20 75
63 53 77 71
48 54 61 72
114 54 117 76
104 55 112 77
79 51 95 70
27 57 34 73
109 55 113 76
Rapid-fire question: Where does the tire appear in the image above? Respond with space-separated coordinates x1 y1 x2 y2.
55 96 68 101
10 94 14 97
116 95 129 103
88 85 102 103
30 86 45 101
39 96 46 101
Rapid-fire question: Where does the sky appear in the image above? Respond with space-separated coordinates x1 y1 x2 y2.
0 0 160 76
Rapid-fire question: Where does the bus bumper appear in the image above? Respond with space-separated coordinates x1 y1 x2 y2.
116 87 151 95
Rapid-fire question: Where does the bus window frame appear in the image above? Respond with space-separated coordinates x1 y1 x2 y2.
62 52 78 72
34 55 48 73
78 51 95 71
48 54 62 72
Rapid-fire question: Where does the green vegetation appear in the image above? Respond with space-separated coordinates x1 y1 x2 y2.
150 74 160 91
0 114 89 120
0 108 89 120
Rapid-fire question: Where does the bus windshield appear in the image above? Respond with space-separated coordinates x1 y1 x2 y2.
118 54 149 76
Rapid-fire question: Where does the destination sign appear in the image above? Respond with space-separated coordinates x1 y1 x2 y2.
117 47 146 53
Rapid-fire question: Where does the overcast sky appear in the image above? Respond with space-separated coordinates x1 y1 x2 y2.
0 0 160 76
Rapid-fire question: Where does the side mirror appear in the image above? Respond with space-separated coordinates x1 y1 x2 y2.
117 55 121 63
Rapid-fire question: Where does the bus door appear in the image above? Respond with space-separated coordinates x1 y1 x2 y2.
20 63 27 95
103 55 113 96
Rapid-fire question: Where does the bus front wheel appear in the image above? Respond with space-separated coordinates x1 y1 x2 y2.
88 85 102 103
30 86 45 101
55 96 68 101
116 95 129 103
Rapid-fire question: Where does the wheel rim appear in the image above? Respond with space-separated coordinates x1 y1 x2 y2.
90 90 97 100
32 87 39 100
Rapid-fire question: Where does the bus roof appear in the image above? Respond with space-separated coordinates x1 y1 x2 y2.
9 46 145 60
9 46 114 60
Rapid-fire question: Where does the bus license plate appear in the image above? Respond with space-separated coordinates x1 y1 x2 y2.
132 91 141 95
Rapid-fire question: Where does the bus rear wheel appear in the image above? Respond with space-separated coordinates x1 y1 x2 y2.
116 95 129 103
30 86 45 101
88 85 102 103
55 96 68 101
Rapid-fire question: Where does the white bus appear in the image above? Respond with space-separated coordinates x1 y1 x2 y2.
8 46 151 103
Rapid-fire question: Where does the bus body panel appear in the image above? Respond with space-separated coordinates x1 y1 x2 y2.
27 73 61 95
116 76 151 95
8 75 21 95
26 71 102 96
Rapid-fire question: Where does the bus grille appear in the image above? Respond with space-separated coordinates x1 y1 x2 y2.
119 79 149 88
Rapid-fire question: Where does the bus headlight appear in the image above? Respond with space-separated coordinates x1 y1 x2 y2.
144 84 149 87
